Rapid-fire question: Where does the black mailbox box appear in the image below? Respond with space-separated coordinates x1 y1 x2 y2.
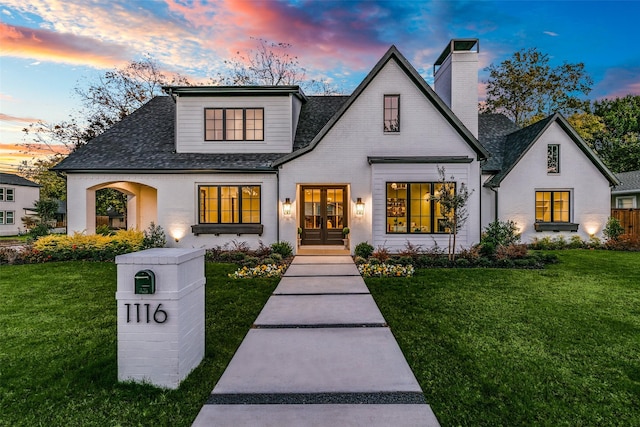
134 270 156 294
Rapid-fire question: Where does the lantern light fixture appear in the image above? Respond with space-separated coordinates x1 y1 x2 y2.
356 197 365 216
283 198 292 216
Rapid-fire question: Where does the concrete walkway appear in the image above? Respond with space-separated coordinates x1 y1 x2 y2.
192 255 440 426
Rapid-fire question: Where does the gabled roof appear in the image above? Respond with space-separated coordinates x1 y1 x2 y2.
482 113 619 188
294 96 350 151
0 172 39 187
612 170 640 194
163 85 307 102
273 45 489 166
53 97 281 172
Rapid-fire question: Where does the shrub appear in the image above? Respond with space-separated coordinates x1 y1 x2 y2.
604 234 640 251
455 258 470 267
372 245 391 262
568 235 586 249
95 224 113 236
228 264 287 279
355 242 374 258
270 241 293 258
479 220 521 256
353 256 367 265
495 243 529 260
31 230 145 262
142 222 166 249
603 217 624 241
28 223 50 240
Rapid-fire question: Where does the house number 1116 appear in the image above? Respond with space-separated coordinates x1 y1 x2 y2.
124 303 168 324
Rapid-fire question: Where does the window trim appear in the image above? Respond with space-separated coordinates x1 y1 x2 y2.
197 185 261 225
615 196 636 209
204 108 264 141
385 181 455 234
0 210 14 225
383 94 400 133
547 144 560 174
535 190 572 223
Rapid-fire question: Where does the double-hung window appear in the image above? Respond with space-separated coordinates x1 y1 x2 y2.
199 185 261 224
386 182 453 233
535 191 570 222
205 108 264 141
0 211 14 224
0 187 14 201
383 95 400 132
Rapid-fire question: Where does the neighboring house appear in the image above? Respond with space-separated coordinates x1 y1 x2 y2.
53 39 618 252
612 170 640 209
0 172 40 236
611 170 640 236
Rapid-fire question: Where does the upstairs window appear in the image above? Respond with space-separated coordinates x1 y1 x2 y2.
383 95 400 132
0 211 14 224
547 144 560 174
0 188 14 202
205 108 264 141
199 185 261 224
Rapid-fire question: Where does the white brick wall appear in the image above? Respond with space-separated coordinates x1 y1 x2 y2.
116 248 205 389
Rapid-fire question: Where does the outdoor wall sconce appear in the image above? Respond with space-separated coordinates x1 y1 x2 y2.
283 198 292 216
356 198 365 216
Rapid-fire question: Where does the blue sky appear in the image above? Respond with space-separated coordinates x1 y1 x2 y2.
1 0 639 172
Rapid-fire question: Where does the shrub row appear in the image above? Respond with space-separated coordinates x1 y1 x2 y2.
205 240 294 267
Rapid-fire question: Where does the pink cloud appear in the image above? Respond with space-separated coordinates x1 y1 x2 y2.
0 113 42 123
594 67 640 99
0 23 129 68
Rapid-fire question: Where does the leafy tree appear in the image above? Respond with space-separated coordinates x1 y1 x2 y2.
18 155 66 200
34 198 59 225
567 112 606 142
483 47 592 125
95 188 127 216
590 95 640 173
434 167 473 261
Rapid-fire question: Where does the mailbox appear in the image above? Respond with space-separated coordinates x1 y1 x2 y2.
134 270 156 294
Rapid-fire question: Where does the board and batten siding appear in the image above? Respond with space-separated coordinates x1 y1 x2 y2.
371 162 480 252
175 95 294 154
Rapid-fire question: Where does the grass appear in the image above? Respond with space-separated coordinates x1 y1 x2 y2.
367 250 640 426
2 251 638 426
0 261 277 426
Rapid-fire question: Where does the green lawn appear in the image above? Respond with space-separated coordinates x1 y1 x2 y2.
0 262 277 427
1 251 638 426
367 250 640 426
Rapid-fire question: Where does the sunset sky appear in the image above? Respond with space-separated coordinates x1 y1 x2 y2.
1 0 639 173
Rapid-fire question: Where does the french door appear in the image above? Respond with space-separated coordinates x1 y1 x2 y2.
300 186 346 245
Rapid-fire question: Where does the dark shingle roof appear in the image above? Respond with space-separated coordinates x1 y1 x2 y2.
53 97 282 172
478 114 520 171
0 172 39 187
294 96 350 151
613 170 640 193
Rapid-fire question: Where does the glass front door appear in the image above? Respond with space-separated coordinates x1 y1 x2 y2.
301 186 346 245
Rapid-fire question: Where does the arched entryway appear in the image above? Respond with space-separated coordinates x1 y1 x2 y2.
86 181 157 234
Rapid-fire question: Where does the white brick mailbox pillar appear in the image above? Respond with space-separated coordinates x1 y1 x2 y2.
115 248 206 389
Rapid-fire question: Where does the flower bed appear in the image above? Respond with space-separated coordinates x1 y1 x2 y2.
358 263 415 278
228 263 288 279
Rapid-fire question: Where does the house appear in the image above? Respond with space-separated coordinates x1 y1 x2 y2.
0 172 40 236
611 170 640 236
53 39 618 252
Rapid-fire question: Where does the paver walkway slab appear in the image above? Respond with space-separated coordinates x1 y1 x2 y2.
193 404 440 427
285 263 360 277
254 294 386 326
212 328 422 394
274 276 369 294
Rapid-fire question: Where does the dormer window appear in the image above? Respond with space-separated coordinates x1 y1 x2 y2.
547 144 560 174
383 95 400 132
205 108 264 141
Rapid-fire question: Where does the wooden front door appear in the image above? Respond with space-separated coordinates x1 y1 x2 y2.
301 186 346 245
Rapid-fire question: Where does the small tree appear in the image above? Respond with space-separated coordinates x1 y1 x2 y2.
433 167 474 261
603 217 624 241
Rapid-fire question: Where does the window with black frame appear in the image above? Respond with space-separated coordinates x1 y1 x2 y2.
198 185 261 224
386 182 452 233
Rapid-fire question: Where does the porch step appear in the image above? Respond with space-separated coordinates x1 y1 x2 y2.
296 245 350 256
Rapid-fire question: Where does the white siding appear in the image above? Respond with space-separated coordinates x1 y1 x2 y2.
175 95 293 153
497 121 612 242
0 184 39 236
279 59 482 252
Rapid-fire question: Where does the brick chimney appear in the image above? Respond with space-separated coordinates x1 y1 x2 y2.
434 39 479 138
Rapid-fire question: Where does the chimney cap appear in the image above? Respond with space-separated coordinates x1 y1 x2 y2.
434 38 479 71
